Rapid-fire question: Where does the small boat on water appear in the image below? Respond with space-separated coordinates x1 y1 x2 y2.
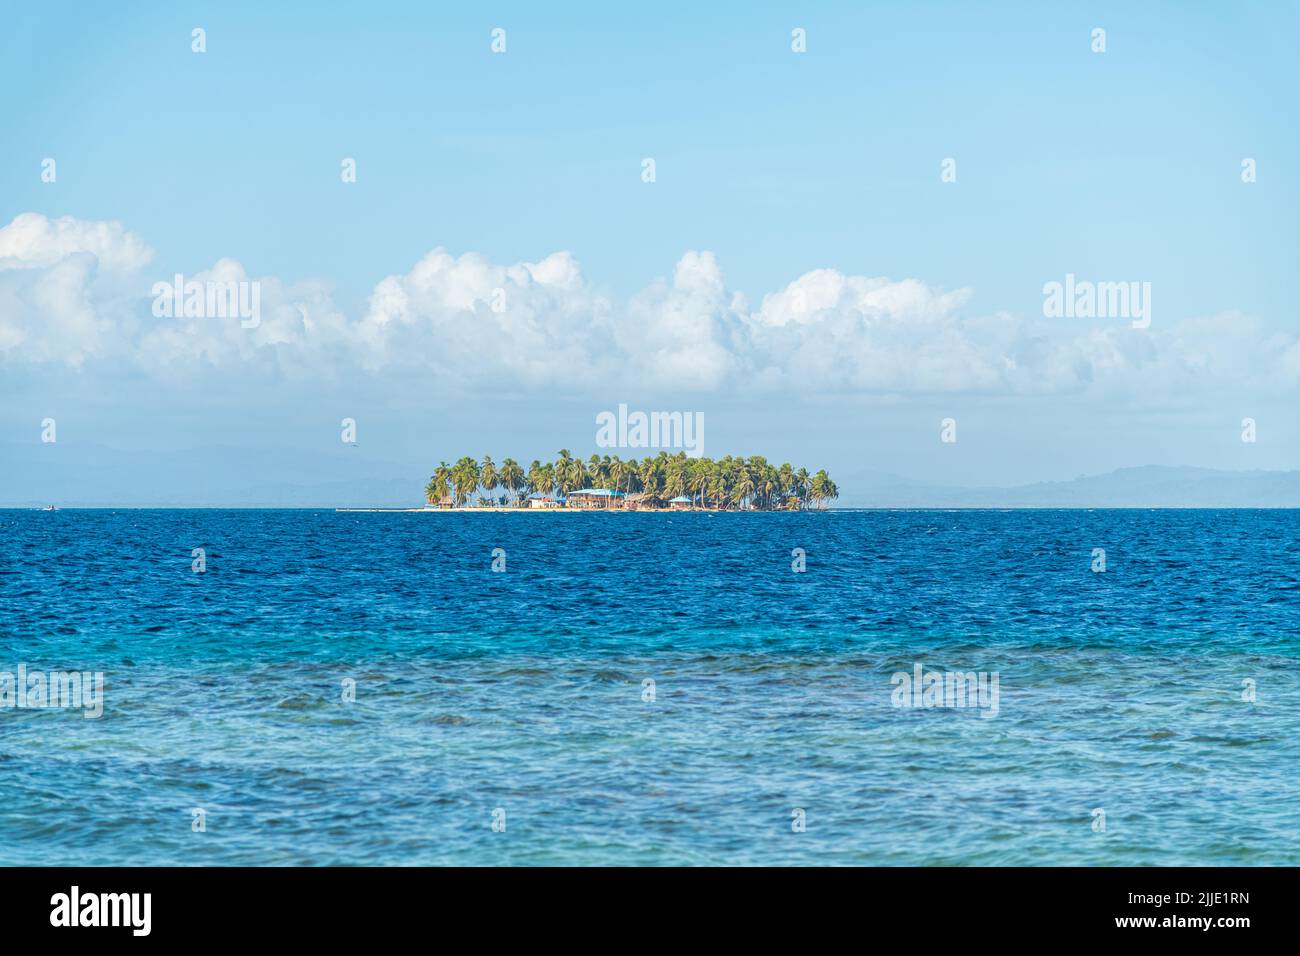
41 505 57 511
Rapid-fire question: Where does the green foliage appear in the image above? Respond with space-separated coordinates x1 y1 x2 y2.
430 451 837 509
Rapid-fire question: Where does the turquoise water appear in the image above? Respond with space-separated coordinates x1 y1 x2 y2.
1 509 1297 864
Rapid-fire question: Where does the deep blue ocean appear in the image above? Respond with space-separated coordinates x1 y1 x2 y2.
1 509 1297 865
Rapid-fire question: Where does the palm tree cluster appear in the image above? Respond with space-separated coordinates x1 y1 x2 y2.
425 451 839 510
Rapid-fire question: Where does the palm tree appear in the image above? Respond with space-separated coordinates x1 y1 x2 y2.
731 468 756 509
691 459 711 509
554 449 575 497
425 461 452 505
554 450 586 497
758 466 779 511
778 462 795 504
452 456 480 507
708 465 729 510
663 459 687 501
609 456 630 501
526 460 545 497
794 467 811 510
480 456 498 508
638 458 659 497
810 470 834 510
500 458 525 506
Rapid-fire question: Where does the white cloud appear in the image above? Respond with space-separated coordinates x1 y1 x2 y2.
620 251 744 389
134 259 354 383
0 214 153 366
0 212 153 274
357 247 615 388
1 212 1296 397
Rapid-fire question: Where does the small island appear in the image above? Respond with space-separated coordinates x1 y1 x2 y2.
421 451 839 511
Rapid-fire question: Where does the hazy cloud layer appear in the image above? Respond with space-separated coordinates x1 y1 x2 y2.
2 212 1297 396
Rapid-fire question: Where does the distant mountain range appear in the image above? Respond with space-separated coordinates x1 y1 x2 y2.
1 442 1298 508
0 442 422 509
835 466 1300 508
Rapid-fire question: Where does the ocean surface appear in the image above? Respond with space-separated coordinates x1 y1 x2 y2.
1 508 1297 866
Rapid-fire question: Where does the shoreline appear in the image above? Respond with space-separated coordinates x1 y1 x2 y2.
334 506 796 513
4 505 1296 511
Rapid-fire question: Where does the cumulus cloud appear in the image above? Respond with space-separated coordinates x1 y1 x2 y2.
620 251 746 389
357 248 616 388
0 214 153 366
0 212 1296 397
749 270 993 391
0 212 153 274
135 259 354 383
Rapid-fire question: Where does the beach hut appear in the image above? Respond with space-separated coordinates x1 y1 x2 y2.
624 492 663 511
527 493 561 509
667 495 692 511
567 488 626 509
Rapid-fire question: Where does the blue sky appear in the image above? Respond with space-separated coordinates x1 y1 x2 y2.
2 1 1298 500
